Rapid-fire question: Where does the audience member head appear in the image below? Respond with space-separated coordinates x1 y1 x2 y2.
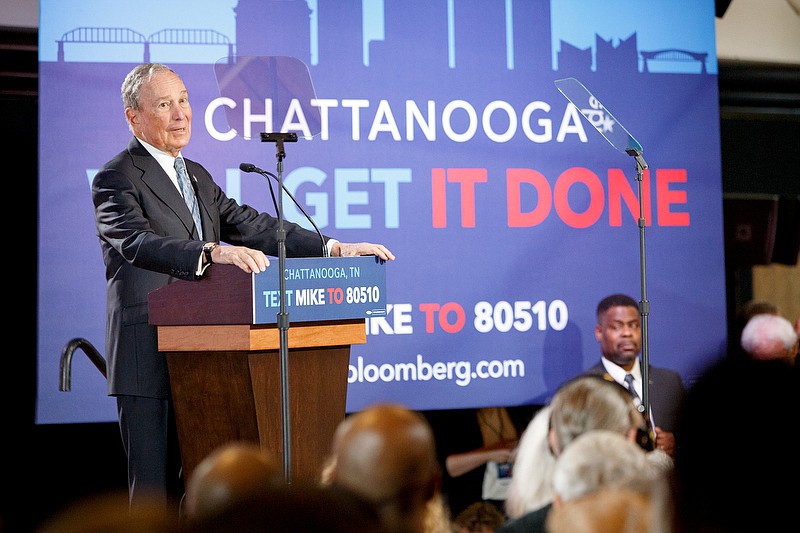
183 440 282 522
36 490 181 533
731 299 781 361
503 405 555 518
673 357 800 532
550 430 656 506
547 376 645 457
452 500 505 533
740 313 799 364
545 487 651 533
321 403 443 533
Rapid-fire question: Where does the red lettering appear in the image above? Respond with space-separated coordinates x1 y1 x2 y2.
418 302 466 333
656 169 689 226
439 302 466 333
431 168 488 228
326 287 343 304
608 168 652 226
419 303 440 333
553 167 604 228
432 168 446 228
502 166 688 228
448 168 487 228
506 168 552 227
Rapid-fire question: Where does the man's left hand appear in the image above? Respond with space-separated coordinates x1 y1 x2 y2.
332 242 395 261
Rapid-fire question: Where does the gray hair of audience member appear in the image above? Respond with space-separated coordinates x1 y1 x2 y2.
545 487 652 533
548 376 644 456
740 313 799 363
551 430 656 505
503 405 555 518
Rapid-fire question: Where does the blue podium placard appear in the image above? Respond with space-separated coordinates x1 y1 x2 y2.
253 256 387 324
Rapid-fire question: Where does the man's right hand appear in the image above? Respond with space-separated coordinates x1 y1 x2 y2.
212 245 269 273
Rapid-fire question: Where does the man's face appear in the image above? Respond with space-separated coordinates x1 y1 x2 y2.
595 305 641 370
126 70 191 157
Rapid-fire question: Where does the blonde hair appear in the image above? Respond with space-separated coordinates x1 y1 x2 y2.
504 405 554 518
548 376 642 455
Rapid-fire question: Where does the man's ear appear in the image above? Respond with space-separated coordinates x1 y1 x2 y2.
125 107 138 126
594 323 603 342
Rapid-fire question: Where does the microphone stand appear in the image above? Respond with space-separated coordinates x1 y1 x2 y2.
625 147 653 442
262 131 298 484
553 77 656 447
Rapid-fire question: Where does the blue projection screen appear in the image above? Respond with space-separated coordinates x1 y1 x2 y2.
37 0 726 424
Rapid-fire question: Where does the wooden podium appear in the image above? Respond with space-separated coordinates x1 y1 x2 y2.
147 261 375 484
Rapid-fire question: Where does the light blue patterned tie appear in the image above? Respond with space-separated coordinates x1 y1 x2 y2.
174 156 203 239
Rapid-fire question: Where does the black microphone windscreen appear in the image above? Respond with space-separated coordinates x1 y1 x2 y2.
239 163 257 172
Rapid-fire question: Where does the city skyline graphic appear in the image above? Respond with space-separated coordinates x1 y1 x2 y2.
43 0 715 75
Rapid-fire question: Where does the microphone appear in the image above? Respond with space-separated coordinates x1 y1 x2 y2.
239 162 259 173
239 163 328 257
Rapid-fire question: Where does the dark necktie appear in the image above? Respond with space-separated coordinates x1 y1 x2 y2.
624 373 642 404
174 156 203 239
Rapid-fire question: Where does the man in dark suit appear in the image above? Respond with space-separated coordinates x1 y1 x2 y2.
582 294 685 457
92 63 394 511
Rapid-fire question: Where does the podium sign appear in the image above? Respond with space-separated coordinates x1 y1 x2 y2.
253 256 387 323
148 256 387 328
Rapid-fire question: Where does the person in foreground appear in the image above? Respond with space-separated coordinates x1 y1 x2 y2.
498 376 665 533
548 430 662 509
543 430 668 533
182 441 282 523
181 441 386 532
320 403 451 533
583 294 686 457
671 356 800 532
92 63 395 512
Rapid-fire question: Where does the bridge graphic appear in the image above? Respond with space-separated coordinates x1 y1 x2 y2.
640 49 708 74
56 27 235 63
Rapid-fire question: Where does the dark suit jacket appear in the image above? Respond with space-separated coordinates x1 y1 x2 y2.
93 137 328 399
583 361 686 432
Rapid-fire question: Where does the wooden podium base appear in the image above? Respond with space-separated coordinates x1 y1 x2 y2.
147 263 376 486
161 321 363 484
